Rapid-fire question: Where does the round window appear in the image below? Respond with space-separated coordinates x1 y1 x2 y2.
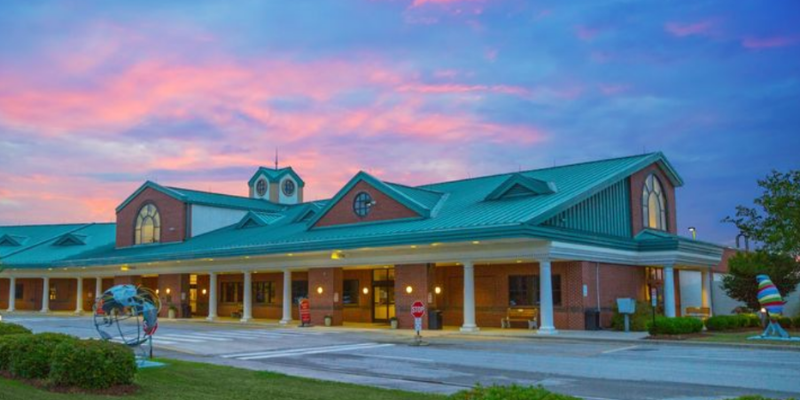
256 179 268 197
353 192 373 217
282 179 296 196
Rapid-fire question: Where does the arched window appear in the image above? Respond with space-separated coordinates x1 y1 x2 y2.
642 174 667 230
135 204 161 245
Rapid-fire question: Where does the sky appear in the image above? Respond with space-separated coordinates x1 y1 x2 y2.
0 0 798 246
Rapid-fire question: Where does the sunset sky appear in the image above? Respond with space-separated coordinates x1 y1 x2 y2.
0 1 798 246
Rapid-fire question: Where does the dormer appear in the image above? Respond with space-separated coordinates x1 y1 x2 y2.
0 234 27 247
53 233 87 246
485 174 557 201
248 167 305 205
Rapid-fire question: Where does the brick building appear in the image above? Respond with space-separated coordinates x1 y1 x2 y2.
0 153 725 332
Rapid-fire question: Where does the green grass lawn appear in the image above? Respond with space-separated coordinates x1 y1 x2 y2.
694 330 800 346
0 358 445 400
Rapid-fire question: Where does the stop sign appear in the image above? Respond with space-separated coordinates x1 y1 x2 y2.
411 300 425 319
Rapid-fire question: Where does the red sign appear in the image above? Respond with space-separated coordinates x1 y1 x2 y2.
411 300 425 319
299 298 311 324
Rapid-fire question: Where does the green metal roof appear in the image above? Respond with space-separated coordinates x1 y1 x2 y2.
247 166 305 187
0 223 116 267
0 153 714 269
115 181 284 213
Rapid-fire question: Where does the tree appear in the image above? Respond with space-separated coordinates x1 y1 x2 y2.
724 169 800 258
721 251 800 311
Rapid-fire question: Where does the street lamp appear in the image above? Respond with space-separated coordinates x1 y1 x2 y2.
688 227 697 240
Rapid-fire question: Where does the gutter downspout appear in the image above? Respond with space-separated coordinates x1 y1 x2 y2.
595 262 601 312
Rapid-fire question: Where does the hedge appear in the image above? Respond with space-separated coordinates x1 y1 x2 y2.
0 334 29 371
648 316 704 335
0 322 32 336
794 316 800 329
50 339 137 389
7 333 78 379
450 384 581 400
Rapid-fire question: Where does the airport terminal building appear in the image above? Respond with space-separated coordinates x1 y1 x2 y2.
0 153 728 333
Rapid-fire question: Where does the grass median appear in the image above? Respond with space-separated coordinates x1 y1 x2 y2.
0 358 444 400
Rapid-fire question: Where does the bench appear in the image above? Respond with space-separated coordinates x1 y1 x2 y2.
685 307 711 319
502 307 538 329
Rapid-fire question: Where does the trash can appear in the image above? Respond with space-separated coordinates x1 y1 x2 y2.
584 309 601 331
428 309 443 330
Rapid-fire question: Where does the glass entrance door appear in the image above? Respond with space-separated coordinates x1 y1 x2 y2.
372 285 395 322
372 268 395 323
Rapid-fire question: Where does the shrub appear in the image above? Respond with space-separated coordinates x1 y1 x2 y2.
50 339 137 389
706 315 739 331
611 300 654 331
7 332 78 379
450 384 581 400
0 322 32 336
776 316 793 329
793 316 800 330
0 334 29 371
737 314 763 328
648 316 704 335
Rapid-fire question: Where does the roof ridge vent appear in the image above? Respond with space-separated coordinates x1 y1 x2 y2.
485 174 557 201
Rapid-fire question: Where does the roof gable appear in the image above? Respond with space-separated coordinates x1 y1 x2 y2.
485 174 557 201
248 167 305 187
0 234 27 247
116 181 186 212
308 171 440 228
53 233 88 246
236 211 273 229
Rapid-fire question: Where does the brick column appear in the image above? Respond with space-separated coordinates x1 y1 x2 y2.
308 267 343 326
395 264 435 329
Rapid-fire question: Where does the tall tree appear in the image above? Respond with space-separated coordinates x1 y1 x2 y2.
722 251 800 311
723 169 800 311
724 169 800 258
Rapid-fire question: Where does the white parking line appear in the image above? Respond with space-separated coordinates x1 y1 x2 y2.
168 333 233 341
601 345 639 354
153 335 207 343
222 343 394 360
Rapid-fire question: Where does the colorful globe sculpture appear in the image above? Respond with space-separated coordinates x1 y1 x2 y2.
756 274 784 318
93 285 160 348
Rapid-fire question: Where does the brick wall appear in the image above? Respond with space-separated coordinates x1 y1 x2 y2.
395 264 436 329
114 275 142 287
629 163 678 236
308 268 344 326
157 274 191 318
13 278 43 311
0 279 8 309
314 180 419 228
342 269 372 323
589 262 647 327
49 278 78 311
116 187 187 248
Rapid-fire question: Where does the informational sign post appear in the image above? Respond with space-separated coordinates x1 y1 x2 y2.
299 298 311 327
411 300 425 346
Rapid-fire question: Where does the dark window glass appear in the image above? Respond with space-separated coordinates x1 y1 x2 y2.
254 281 275 304
256 179 268 197
508 274 562 307
343 279 359 305
221 282 243 303
15 284 23 300
282 179 296 196
292 280 308 304
509 275 534 306
353 192 373 217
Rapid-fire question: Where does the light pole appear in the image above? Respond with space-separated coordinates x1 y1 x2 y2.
688 227 697 240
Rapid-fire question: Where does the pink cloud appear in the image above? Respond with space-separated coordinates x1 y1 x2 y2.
742 35 800 49
598 83 630 96
575 25 604 41
410 0 481 7
664 20 715 37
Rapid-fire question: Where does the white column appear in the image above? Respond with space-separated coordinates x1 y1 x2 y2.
280 269 292 325
75 278 84 314
460 261 479 332
95 277 103 300
7 277 16 312
538 258 557 335
701 269 713 316
207 272 218 321
41 277 50 313
241 271 252 323
663 265 676 318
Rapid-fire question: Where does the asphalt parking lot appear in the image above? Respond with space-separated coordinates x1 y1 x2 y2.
5 313 800 400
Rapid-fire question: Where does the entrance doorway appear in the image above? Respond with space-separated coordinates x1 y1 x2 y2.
372 268 395 322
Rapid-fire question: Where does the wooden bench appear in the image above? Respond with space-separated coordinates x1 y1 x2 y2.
685 307 711 319
501 307 538 329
